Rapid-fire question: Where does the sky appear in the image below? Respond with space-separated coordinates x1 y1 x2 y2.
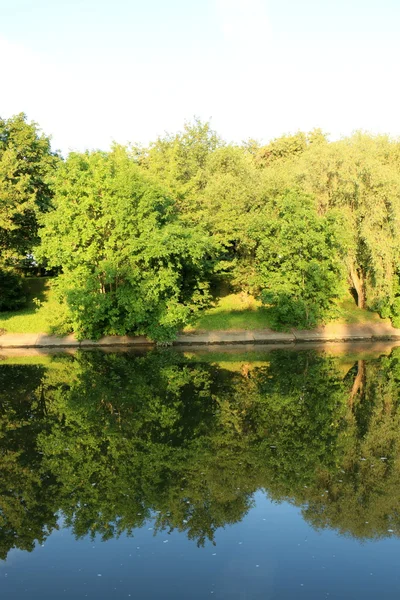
1 0 400 154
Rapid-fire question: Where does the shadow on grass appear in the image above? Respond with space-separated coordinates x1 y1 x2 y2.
0 277 58 334
188 293 381 333
187 306 287 332
22 277 49 304
333 297 384 325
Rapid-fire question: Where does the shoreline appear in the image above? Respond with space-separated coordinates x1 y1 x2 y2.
1 323 400 349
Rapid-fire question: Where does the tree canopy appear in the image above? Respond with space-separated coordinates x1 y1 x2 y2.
38 146 214 340
0 113 58 309
0 113 57 262
2 114 400 334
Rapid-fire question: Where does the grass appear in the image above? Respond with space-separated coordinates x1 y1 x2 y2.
0 355 56 365
184 293 276 332
0 279 388 336
331 295 387 325
185 291 387 333
0 277 62 334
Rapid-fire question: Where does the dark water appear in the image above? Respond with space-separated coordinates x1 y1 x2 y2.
1 346 400 599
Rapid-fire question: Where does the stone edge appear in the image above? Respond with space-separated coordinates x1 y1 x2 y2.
2 331 400 349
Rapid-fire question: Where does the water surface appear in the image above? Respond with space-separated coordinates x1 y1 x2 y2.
1 346 400 598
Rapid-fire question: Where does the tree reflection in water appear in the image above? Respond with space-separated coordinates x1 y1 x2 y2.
1 347 400 559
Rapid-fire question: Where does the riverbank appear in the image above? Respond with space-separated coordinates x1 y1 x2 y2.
1 322 400 348
0 280 387 335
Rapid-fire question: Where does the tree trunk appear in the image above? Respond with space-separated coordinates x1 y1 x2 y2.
349 264 365 309
348 360 366 408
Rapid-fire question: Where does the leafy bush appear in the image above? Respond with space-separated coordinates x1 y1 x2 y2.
38 148 214 341
250 192 347 328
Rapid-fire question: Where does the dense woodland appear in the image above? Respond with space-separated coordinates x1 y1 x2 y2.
1 113 400 340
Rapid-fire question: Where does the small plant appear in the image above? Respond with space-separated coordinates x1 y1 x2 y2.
32 297 43 308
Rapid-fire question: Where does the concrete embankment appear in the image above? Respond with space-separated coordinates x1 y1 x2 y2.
1 322 400 349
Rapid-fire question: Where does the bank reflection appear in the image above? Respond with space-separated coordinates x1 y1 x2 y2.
1 347 400 559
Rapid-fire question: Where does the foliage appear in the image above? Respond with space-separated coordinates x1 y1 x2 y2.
0 269 25 311
256 129 327 166
38 147 214 341
139 118 222 206
0 113 58 262
247 191 347 327
0 113 58 310
289 133 400 313
3 348 400 559
3 114 400 332
189 145 264 288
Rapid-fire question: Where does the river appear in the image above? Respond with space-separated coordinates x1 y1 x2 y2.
1 344 400 598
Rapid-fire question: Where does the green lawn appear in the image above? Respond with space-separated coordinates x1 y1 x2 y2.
0 280 387 336
185 291 386 332
184 293 276 332
331 295 386 325
0 277 62 334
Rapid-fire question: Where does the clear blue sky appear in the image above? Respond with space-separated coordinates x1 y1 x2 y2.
1 0 399 153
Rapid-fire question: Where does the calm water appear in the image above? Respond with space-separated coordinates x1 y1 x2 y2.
1 346 400 599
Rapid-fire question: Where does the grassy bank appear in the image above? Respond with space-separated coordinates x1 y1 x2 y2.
184 293 275 332
185 291 385 333
0 277 61 334
0 278 387 336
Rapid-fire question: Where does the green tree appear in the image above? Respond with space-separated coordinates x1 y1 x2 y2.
292 133 400 313
0 113 59 309
188 145 264 289
0 113 58 263
253 131 400 321
38 146 214 341
256 129 327 167
140 118 222 209
247 191 346 327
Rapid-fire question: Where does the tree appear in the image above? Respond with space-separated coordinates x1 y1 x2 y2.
247 191 347 327
0 113 58 309
139 118 222 209
38 146 214 341
256 129 327 167
292 133 400 313
0 113 58 264
187 145 264 289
